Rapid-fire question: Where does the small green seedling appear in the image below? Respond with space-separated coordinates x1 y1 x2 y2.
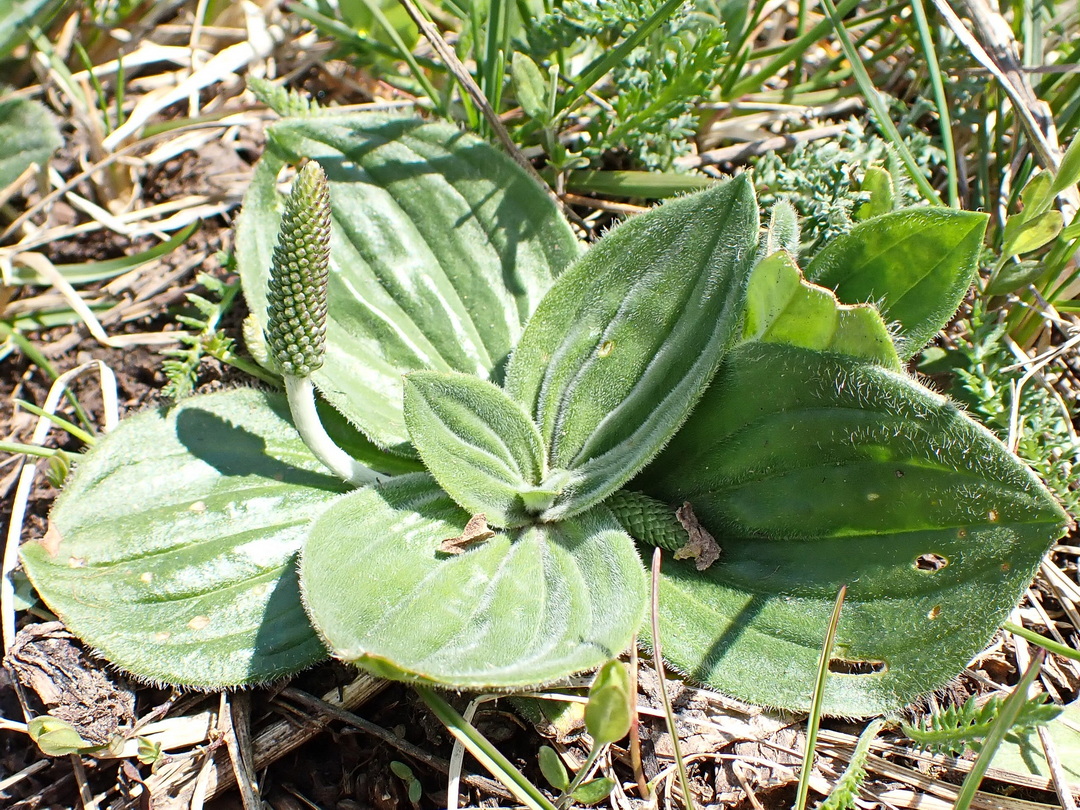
22 111 1069 717
537 660 629 807
27 716 102 758
389 760 423 806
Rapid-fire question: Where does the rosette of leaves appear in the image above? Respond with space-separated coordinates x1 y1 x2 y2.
23 111 1069 716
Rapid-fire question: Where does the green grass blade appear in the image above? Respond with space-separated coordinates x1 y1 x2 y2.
953 651 1046 810
555 0 684 115
416 686 558 810
13 400 96 446
1004 621 1080 664
727 0 861 99
4 223 199 286
909 0 958 208
820 0 941 206
794 584 848 810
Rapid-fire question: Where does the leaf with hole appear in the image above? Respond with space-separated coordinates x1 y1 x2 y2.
635 342 1069 715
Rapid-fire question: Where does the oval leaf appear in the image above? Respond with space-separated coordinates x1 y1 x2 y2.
21 389 346 687
404 370 546 526
806 208 989 359
0 97 62 190
506 176 759 520
637 343 1068 716
300 474 647 688
585 660 632 746
235 114 580 453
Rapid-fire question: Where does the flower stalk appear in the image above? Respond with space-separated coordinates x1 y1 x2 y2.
267 162 377 486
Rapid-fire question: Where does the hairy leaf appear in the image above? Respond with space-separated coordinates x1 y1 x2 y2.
0 96 62 190
506 176 759 520
743 251 900 367
404 371 546 526
21 390 344 687
236 114 580 453
636 343 1068 715
300 474 647 688
806 208 988 359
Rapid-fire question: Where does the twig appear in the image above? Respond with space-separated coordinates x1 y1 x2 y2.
675 123 850 169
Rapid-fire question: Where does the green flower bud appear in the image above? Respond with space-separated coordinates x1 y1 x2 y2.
266 162 331 377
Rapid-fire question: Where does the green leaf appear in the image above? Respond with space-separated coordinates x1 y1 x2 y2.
506 176 759 520
512 52 550 124
300 474 648 688
984 260 1046 296
763 200 799 256
585 660 632 746
403 371 546 526
572 777 616 805
855 166 895 220
806 208 989 359
27 717 96 757
1002 210 1064 259
1019 171 1055 219
636 342 1068 716
0 0 65 60
0 96 62 190
236 114 580 453
538 746 570 791
21 389 345 687
742 251 900 367
1051 137 1080 195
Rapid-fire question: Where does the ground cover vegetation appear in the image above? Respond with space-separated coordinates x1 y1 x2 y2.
1 1 1079 808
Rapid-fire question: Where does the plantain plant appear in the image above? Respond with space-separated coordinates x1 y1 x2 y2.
22 112 1069 716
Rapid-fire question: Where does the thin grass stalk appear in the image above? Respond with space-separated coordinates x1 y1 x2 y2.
0 324 94 430
717 2 769 95
13 400 96 446
416 686 558 810
0 441 62 459
482 0 513 118
649 548 693 808
1004 620 1080 663
351 0 442 106
727 0 861 99
821 0 941 205
794 584 848 810
953 650 1046 810
910 0 959 207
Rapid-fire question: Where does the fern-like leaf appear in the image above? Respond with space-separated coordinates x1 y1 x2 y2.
902 693 1061 755
817 718 884 810
247 77 322 118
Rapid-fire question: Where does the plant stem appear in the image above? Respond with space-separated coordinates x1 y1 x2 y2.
650 548 693 808
795 584 848 810
820 0 942 205
910 0 959 207
415 686 559 810
284 375 378 486
555 0 684 115
0 441 60 459
953 650 1046 810
1004 621 1080 663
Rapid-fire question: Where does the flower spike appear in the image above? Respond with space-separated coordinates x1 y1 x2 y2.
267 162 377 486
